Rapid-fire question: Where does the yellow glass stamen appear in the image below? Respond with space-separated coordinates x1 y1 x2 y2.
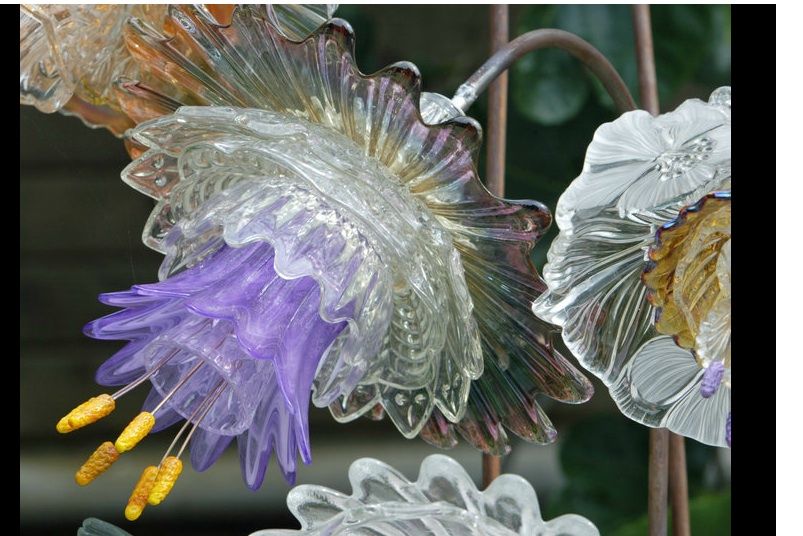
75 441 119 486
147 456 183 506
56 394 115 433
125 465 159 521
115 411 156 453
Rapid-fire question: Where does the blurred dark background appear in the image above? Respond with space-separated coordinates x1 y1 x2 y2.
20 5 731 535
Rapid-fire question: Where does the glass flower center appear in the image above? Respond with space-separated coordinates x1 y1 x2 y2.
655 136 716 181
143 317 272 436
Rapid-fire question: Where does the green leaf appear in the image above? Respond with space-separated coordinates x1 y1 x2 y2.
511 48 590 126
542 414 726 534
512 6 590 125
514 5 729 114
651 5 722 106
610 491 731 536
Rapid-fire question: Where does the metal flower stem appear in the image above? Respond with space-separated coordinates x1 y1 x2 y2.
452 28 636 114
481 3 509 489
472 4 637 489
632 5 691 536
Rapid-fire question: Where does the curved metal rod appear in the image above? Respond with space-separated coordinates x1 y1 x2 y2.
452 28 636 115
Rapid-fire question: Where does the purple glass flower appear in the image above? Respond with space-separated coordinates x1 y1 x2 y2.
54 5 594 521
86 242 346 488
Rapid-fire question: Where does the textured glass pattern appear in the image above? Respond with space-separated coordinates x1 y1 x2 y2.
532 87 731 447
19 4 166 125
19 4 336 133
252 454 600 536
125 108 482 440
642 192 731 446
111 5 592 454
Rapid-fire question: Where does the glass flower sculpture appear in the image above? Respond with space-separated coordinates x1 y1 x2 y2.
55 5 593 519
532 87 731 448
252 454 600 536
20 3 166 132
19 4 336 134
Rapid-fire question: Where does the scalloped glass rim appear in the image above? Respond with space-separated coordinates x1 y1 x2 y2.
252 454 600 535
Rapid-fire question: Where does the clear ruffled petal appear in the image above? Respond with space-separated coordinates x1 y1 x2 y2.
250 454 599 535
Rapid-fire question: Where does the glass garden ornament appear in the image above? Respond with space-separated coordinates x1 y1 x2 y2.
252 454 600 536
112 3 593 452
55 5 594 517
532 87 731 447
19 4 336 134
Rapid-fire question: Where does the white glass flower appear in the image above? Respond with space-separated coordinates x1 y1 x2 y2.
252 454 600 536
532 87 731 447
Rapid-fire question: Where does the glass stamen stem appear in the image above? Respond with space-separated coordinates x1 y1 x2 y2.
111 349 179 400
175 382 227 460
160 380 226 465
151 360 205 415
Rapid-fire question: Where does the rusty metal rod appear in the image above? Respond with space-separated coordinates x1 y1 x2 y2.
481 5 509 488
632 5 660 116
648 428 670 536
482 452 502 488
669 433 691 536
632 5 685 536
452 28 635 114
485 4 509 198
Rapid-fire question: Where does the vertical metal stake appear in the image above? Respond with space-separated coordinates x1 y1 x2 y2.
481 3 509 489
486 4 509 198
648 428 670 536
632 5 691 535
669 434 691 536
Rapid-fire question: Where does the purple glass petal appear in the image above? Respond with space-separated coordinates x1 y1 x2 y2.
85 241 350 488
98 289 163 307
700 361 725 398
237 373 293 488
190 428 234 472
276 289 346 460
94 342 148 386
725 412 731 448
88 297 188 385
136 242 272 298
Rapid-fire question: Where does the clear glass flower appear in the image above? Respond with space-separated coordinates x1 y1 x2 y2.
19 4 336 133
532 87 731 448
20 4 167 133
111 5 593 452
55 5 592 516
251 454 600 536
